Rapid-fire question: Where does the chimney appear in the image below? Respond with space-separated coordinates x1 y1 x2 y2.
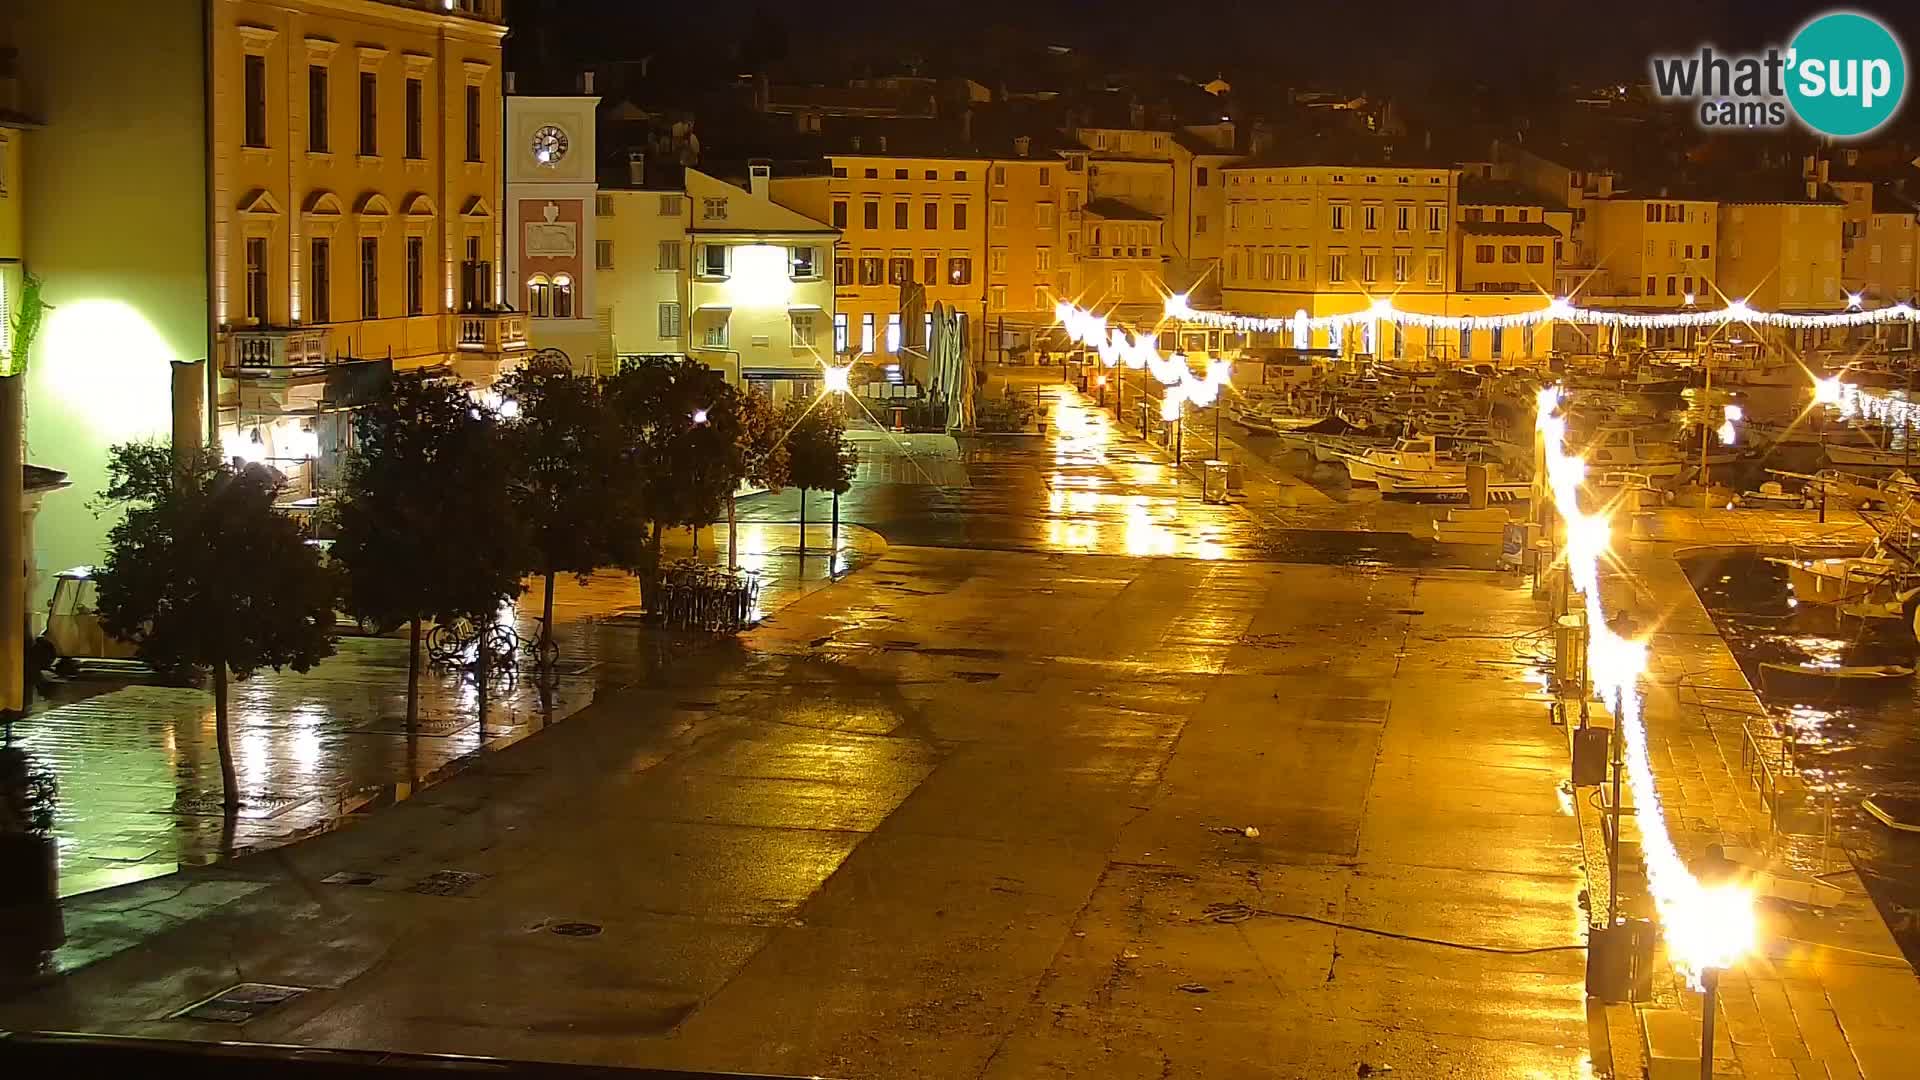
504 70 517 95
1014 135 1031 158
628 150 645 187
749 163 771 200
580 71 595 95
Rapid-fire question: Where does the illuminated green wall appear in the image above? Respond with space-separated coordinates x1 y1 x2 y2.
19 1 209 607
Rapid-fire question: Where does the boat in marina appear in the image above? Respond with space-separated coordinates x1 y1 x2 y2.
1863 795 1920 833
1765 546 1914 607
1334 435 1488 486
1375 473 1530 502
1824 441 1920 468
1758 661 1915 693
1574 425 1689 479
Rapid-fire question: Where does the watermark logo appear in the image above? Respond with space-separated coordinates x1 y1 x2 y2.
1650 9 1907 138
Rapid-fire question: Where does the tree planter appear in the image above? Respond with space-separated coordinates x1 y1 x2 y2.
0 832 63 967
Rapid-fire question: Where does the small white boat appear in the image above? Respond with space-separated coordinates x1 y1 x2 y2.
1765 552 1911 606
1863 796 1920 833
1825 443 1920 469
1335 435 1475 486
1577 425 1688 479
1759 661 1915 691
1376 473 1529 502
1735 481 1811 510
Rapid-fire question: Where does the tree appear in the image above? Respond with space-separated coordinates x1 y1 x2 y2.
783 396 857 554
497 367 617 666
330 373 526 722
93 443 335 807
605 357 757 604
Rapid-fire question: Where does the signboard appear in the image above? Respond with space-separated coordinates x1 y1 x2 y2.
1500 523 1527 570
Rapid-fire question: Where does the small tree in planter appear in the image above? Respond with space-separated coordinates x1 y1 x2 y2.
783 396 857 555
93 444 337 808
0 743 61 966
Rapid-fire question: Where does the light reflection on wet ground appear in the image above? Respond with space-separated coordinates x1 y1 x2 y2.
1684 551 1920 964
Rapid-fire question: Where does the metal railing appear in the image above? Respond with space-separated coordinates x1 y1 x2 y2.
1738 715 1839 873
0 1032 835 1079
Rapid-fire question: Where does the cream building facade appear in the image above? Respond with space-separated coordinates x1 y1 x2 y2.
505 90 601 371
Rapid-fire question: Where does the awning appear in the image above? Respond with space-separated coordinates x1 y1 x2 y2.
693 302 734 312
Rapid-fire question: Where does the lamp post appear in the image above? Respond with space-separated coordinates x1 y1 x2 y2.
1700 968 1721 1080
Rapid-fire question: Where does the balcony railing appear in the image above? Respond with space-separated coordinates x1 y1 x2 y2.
457 311 529 354
229 327 332 372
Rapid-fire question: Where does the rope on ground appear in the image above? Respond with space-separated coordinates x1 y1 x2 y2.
1201 902 1586 955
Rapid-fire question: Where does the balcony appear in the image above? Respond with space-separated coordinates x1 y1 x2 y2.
375 0 504 23
454 310 530 384
228 326 332 374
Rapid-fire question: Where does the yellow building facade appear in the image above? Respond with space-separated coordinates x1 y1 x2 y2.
1584 197 1718 308
1718 197 1845 314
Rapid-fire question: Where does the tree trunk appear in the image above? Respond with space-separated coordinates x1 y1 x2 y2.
542 568 556 660
213 661 238 809
798 488 808 555
728 490 738 570
406 617 422 725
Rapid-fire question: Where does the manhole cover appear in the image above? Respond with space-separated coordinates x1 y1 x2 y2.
173 982 308 1023
321 871 382 887
551 921 603 937
409 869 486 896
158 793 311 820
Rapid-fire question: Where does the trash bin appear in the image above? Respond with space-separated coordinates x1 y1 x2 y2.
1201 460 1230 503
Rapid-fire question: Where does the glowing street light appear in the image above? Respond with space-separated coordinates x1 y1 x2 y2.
692 408 709 425
821 363 852 395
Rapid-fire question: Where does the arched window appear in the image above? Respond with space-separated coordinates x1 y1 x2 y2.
552 273 574 319
527 274 552 318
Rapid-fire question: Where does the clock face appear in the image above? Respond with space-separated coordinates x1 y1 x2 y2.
531 124 569 166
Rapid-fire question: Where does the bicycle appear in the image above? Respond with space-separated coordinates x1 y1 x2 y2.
426 616 478 666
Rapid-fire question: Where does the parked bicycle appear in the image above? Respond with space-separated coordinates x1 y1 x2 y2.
656 560 763 633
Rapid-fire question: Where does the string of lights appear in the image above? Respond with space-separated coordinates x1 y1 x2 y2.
1535 386 1755 988
1160 292 1917 335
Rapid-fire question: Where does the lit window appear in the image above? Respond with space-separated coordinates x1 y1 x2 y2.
527 274 551 318
860 313 875 353
552 273 574 319
886 313 901 352
702 316 728 348
701 244 727 278
790 246 817 279
833 312 848 352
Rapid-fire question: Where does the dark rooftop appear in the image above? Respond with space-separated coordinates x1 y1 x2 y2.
1459 220 1563 237
1459 176 1560 210
1082 198 1162 221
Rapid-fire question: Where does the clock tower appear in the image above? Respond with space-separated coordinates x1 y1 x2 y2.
505 83 601 372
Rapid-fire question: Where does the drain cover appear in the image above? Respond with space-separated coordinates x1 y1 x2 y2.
551 921 603 937
409 869 486 896
321 871 382 887
173 982 308 1023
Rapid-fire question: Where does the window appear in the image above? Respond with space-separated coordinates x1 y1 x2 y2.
990 285 1007 309
886 313 902 351
991 201 1008 227
1684 243 1694 259
1392 253 1409 283
860 313 875 353
1525 245 1544 264
527 275 551 318
791 246 817 279
1196 166 1210 187
1493 208 1506 223
245 237 268 322
922 255 937 284
994 165 1006 186
1363 205 1378 231
923 202 938 229
1645 275 1657 294
864 168 878 179
1040 167 1052 186
244 54 268 148
657 240 681 270
1459 327 1473 359
1427 205 1445 232
990 248 1008 274
1195 214 1207 235
1037 203 1055 229
835 256 852 286
460 236 486 312
1682 275 1693 294
833 313 848 352
701 244 728 278
1701 244 1711 260
1501 245 1520 264
923 312 934 344
832 201 848 228
859 256 883 285
894 168 908 180
1361 253 1377 282
658 302 681 339
360 236 379 318
1426 253 1442 284
308 65 329 152
702 316 728 348
953 170 967 181
1475 244 1495 264
888 256 912 284
551 274 574 318
1465 208 1484 223
658 195 683 216
1668 240 1677 258
948 257 972 284
1328 253 1345 281
1330 204 1347 230
791 312 816 347
1036 248 1052 271
702 197 727 221
358 71 377 156
404 77 423 159
895 201 909 229
1666 276 1677 297
1490 326 1503 358
925 170 937 180
1396 205 1411 231
309 238 331 322
1110 271 1126 297
405 236 424 315
953 203 968 230
596 239 614 270
465 85 482 161
1645 203 1659 223
863 202 879 229
595 194 614 217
